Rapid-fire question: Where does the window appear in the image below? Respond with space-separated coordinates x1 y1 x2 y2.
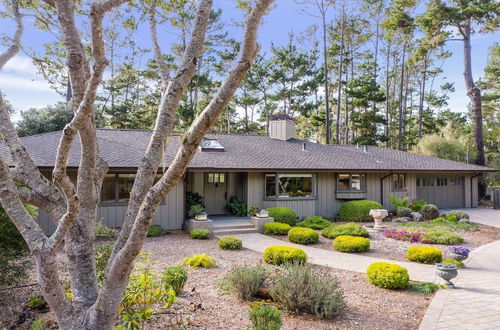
391 174 405 192
336 174 366 192
449 178 463 186
101 174 163 204
207 173 225 183
118 174 135 202
101 174 117 202
265 173 315 199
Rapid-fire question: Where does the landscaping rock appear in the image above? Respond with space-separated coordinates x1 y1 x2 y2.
410 212 423 222
393 217 410 223
458 218 470 223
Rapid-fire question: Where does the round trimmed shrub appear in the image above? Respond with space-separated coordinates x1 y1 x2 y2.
190 228 211 239
266 207 297 226
264 222 292 235
339 200 383 222
287 227 319 245
396 207 412 217
218 236 243 250
407 246 442 264
263 246 307 265
296 216 332 230
421 204 439 220
366 262 409 289
182 253 216 268
333 236 370 253
322 222 369 239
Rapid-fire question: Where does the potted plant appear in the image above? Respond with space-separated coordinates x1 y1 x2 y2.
448 246 470 263
436 263 458 287
188 204 207 221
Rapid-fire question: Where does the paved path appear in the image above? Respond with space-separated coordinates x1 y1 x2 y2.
419 239 500 329
220 233 437 283
441 208 500 228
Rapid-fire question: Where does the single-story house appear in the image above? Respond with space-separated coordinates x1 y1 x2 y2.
0 114 494 234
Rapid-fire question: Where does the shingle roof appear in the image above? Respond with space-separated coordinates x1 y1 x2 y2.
0 129 494 172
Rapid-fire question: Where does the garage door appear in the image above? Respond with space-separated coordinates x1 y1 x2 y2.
416 177 465 208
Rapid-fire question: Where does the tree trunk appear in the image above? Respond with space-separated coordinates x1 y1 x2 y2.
398 41 406 150
384 43 391 147
418 55 427 138
335 4 345 144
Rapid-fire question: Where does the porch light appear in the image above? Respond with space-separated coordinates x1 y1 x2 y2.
195 211 208 221
256 209 269 218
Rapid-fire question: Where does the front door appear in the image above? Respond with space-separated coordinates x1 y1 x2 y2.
204 172 227 215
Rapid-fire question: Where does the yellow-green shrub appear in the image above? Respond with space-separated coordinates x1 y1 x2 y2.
333 236 370 253
287 227 319 244
264 222 292 235
190 228 211 239
407 246 442 264
182 253 216 268
218 236 243 250
263 246 307 265
366 262 409 289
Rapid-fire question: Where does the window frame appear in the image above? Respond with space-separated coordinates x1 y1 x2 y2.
391 173 406 192
100 173 165 205
336 173 367 192
264 173 317 200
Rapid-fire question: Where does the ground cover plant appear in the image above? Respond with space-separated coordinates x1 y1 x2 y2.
383 227 464 245
403 220 478 231
408 282 440 294
190 228 211 239
338 200 382 222
296 216 332 230
322 222 370 238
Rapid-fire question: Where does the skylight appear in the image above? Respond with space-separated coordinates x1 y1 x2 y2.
200 139 224 152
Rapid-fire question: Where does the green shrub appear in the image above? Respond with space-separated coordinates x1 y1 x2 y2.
402 220 477 231
333 236 370 253
190 228 211 239
322 222 369 239
263 246 307 265
186 191 204 215
269 263 346 319
226 195 247 216
219 236 243 250
26 295 47 310
182 253 216 268
249 304 282 330
366 262 409 289
441 210 469 220
297 216 332 230
264 222 291 235
409 199 427 212
147 225 163 237
188 204 204 218
442 259 464 268
408 282 440 294
421 204 440 220
388 194 409 210
338 200 383 222
287 227 319 244
30 317 49 330
396 207 412 217
267 207 297 226
421 229 464 245
96 242 113 285
95 218 116 238
220 265 267 300
407 246 443 264
249 206 261 217
162 265 188 294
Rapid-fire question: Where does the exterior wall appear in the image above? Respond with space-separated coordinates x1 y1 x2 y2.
464 174 479 208
269 120 296 141
36 180 185 235
381 173 417 209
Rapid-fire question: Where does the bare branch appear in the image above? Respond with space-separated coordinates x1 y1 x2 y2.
148 0 170 89
0 0 22 69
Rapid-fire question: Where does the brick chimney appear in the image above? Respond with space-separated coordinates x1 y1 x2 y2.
269 114 296 141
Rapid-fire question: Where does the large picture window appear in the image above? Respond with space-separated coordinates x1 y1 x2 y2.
101 174 162 204
336 174 366 192
265 173 315 199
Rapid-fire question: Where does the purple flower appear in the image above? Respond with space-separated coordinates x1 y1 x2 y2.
449 246 470 255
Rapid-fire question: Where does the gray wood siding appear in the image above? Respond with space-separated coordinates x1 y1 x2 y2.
36 181 185 235
381 173 417 209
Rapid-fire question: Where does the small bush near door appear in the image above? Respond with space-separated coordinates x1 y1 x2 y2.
226 195 247 216
338 200 383 222
190 228 211 239
249 304 282 330
266 207 297 226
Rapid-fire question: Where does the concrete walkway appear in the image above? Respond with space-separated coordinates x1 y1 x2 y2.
419 239 500 329
441 207 500 228
222 233 437 283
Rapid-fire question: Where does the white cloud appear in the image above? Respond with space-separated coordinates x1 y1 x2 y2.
0 73 54 92
2 55 39 76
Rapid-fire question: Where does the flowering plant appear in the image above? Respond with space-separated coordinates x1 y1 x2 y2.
383 228 424 243
448 246 470 255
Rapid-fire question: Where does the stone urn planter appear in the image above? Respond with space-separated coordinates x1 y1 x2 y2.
448 246 470 264
436 263 458 287
369 209 389 229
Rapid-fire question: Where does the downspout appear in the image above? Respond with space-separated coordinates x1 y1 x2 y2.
380 173 392 206
470 173 481 208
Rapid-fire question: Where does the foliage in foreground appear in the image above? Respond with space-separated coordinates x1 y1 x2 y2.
338 200 383 222
333 236 370 253
96 242 114 285
269 263 346 319
366 262 409 290
182 253 216 268
249 304 282 330
263 246 307 265
161 265 188 295
296 216 332 230
287 227 319 244
407 246 443 264
219 265 267 300
408 282 440 294
322 222 370 239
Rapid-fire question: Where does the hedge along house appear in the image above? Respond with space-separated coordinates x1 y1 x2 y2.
0 114 494 234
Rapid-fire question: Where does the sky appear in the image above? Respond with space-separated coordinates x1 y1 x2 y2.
0 0 498 120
